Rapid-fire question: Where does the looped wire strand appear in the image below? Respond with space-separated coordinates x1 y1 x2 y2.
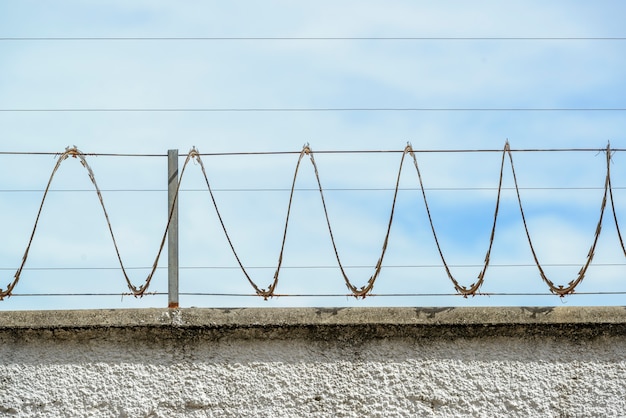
192 144 410 299
188 145 313 299
607 145 626 256
407 142 508 296
510 142 612 296
1 142 623 300
0 146 196 299
0 147 72 299
307 144 411 297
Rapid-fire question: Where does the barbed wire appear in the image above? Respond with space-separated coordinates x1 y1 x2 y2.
0 142 624 300
0 147 173 299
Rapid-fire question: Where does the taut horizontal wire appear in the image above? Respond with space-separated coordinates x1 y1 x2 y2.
1 107 625 112
2 262 624 271
9 292 166 297
0 148 623 157
1 37 625 41
1 186 622 193
195 148 623 155
0 151 165 157
9 291 626 298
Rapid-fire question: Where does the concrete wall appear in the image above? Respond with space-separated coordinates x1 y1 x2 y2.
1 307 625 417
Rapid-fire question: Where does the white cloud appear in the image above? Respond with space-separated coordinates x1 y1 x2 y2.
1 1 625 309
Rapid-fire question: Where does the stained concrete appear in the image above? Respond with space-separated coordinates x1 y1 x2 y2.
1 307 625 417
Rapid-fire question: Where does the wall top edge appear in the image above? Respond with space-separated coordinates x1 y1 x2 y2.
1 306 626 329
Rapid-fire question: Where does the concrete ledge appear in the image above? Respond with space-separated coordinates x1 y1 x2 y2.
1 307 626 341
2 306 626 327
3 307 626 416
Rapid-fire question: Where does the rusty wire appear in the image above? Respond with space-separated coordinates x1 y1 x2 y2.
411 142 617 296
189 144 420 298
188 146 313 299
190 142 624 298
0 148 87 299
308 145 408 297
509 143 612 296
407 143 507 296
1 142 624 300
0 146 195 299
608 150 626 257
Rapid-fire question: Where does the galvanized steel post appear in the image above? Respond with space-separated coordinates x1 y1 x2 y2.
167 150 179 308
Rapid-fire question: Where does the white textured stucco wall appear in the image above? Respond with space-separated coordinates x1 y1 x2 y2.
1 307 625 417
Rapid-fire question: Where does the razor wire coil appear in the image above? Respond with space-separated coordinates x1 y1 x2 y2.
0 142 623 300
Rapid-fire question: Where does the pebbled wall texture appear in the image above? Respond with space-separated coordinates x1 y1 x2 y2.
1 307 626 417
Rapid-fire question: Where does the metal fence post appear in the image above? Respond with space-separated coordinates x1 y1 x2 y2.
167 149 179 308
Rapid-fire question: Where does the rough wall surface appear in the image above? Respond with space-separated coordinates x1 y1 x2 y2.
1 307 625 417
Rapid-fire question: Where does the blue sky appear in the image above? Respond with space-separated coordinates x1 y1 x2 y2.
1 1 626 310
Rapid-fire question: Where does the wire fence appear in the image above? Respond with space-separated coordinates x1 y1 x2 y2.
1 142 625 307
